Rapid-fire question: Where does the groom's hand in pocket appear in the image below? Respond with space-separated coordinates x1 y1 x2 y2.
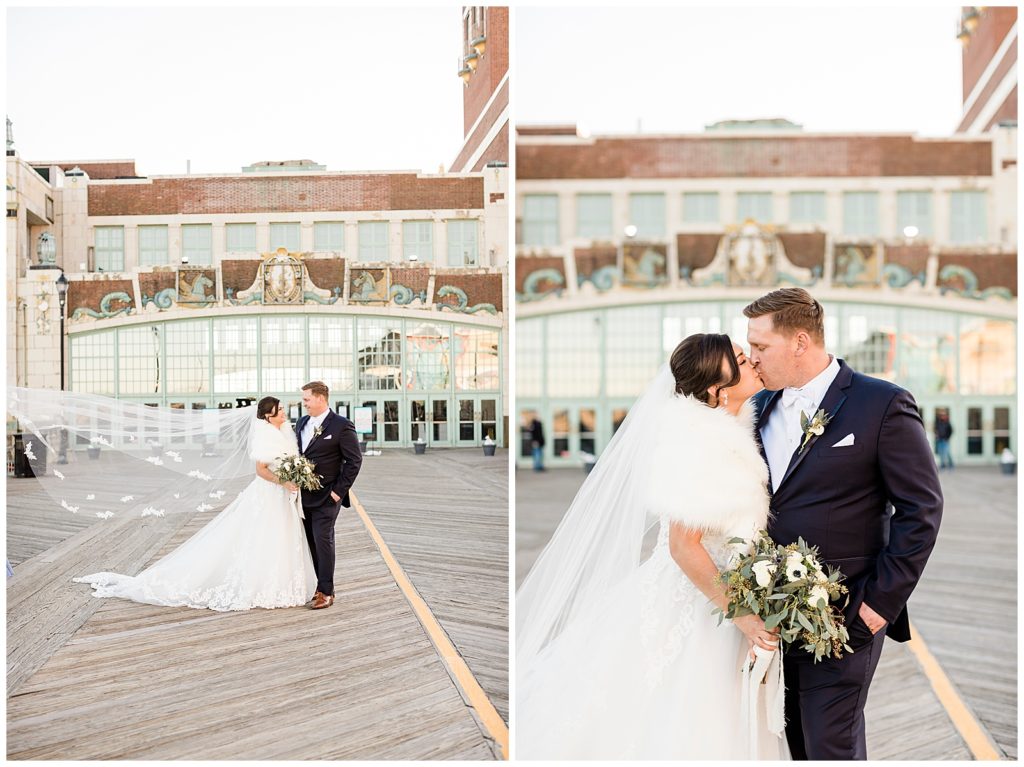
858 601 888 635
330 491 340 503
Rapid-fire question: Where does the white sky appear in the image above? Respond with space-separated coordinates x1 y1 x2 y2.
517 6 967 137
6 6 466 176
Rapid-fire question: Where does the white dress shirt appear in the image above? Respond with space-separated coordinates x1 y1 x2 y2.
300 410 331 452
761 356 841 492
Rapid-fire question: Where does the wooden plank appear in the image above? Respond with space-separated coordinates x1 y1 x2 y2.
6 448 508 760
515 466 1014 760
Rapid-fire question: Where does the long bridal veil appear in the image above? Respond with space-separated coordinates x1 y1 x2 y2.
517 363 681 675
7 387 266 523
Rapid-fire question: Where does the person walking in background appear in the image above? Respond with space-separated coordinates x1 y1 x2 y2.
530 417 546 472
935 411 954 470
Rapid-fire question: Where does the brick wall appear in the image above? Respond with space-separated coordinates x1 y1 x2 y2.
471 123 510 172
68 278 135 316
676 234 722 271
463 6 509 136
962 6 1018 101
517 135 993 179
304 257 346 294
777 232 826 270
221 259 262 295
88 174 485 216
452 77 507 171
884 244 930 275
434 272 503 312
937 251 1017 295
515 255 565 293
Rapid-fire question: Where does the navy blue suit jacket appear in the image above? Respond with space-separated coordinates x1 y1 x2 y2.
752 359 943 644
295 410 362 509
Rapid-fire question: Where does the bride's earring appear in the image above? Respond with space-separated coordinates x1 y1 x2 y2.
721 390 729 408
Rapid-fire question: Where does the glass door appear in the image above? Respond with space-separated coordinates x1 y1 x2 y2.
454 396 501 446
430 398 451 446
360 398 401 448
410 400 429 444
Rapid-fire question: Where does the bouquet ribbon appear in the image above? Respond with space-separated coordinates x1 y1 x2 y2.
740 645 786 757
289 490 305 521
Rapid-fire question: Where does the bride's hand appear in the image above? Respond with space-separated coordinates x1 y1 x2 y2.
733 614 779 659
283 481 299 492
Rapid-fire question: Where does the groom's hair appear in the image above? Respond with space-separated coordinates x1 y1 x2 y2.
743 288 825 345
302 381 330 400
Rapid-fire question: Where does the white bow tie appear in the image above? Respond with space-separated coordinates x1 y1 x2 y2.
781 388 815 412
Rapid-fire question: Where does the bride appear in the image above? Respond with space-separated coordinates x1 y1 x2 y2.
73 396 317 611
516 333 790 760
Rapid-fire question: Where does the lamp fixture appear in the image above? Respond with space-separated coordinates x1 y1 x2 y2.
464 50 479 72
963 7 980 32
458 64 472 85
471 34 486 57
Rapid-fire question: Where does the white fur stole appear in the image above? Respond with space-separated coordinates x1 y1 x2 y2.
640 395 770 536
250 420 299 467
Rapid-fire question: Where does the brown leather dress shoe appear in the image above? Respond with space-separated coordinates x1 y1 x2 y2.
310 592 334 610
308 591 322 606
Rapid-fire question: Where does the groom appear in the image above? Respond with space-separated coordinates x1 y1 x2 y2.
296 381 363 610
745 288 942 760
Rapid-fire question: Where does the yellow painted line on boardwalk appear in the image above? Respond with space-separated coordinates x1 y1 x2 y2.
906 620 1002 760
350 491 509 760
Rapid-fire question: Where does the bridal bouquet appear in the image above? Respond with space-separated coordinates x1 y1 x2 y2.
715 532 852 662
274 455 323 491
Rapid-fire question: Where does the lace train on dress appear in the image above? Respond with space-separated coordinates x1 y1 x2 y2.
74 475 317 611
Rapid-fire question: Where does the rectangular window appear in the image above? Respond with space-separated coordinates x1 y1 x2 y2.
313 221 345 253
358 221 390 261
842 192 880 237
181 224 213 265
736 192 773 223
94 226 125 271
521 194 559 246
138 225 168 266
269 222 300 252
576 193 613 238
789 192 826 224
402 221 434 262
166 319 210 393
896 192 933 238
225 223 257 252
447 219 478 266
682 192 719 224
629 193 665 238
950 190 987 244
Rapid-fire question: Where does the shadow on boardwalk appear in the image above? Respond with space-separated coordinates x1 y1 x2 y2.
516 465 1016 760
7 448 508 760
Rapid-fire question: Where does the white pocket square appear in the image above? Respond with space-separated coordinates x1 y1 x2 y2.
831 434 855 447
323 434 333 440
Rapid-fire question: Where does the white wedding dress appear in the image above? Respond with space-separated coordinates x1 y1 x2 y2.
517 377 790 760
74 419 317 611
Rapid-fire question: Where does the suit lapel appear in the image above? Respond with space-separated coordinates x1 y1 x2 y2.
755 389 783 466
775 361 853 494
302 410 334 455
296 416 308 451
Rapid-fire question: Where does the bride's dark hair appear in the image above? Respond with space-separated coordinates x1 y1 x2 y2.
669 333 740 406
256 396 282 421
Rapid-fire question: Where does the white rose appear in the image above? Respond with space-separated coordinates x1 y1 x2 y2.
809 585 830 609
785 554 808 581
814 568 828 583
751 560 777 589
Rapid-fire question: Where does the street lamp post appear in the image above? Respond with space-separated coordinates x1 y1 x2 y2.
55 272 69 464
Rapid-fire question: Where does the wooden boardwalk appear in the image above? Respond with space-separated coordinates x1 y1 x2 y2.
7 448 508 760
515 465 1016 760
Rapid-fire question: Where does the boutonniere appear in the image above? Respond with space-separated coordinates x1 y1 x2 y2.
313 425 324 439
798 408 832 454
